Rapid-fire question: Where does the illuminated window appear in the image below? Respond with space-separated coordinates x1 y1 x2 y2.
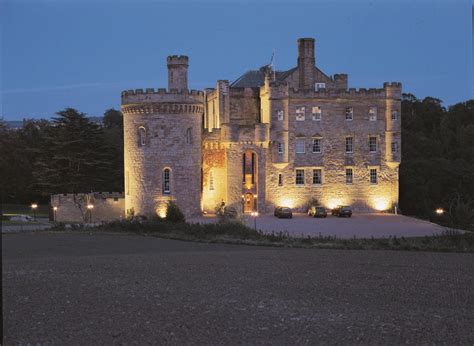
277 110 284 121
163 168 171 194
391 142 398 153
345 137 353 153
391 111 398 120
277 142 284 154
296 107 305 121
295 169 305 185
369 107 377 121
369 137 377 152
138 126 146 147
186 128 192 144
296 139 305 154
315 82 326 91
312 138 321 153
346 168 353 184
209 171 214 190
312 169 322 185
278 174 283 186
345 107 353 121
312 106 322 121
370 168 377 184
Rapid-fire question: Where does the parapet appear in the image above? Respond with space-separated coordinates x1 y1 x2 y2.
167 55 189 65
383 82 402 88
121 88 205 105
383 82 402 99
289 87 386 98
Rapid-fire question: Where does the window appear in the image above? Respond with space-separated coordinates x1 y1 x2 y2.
345 137 353 153
315 82 326 91
296 107 305 121
345 107 353 121
163 168 171 194
370 168 377 184
369 136 377 152
312 138 321 153
278 174 283 186
296 169 305 185
296 138 305 154
391 142 398 153
277 110 284 121
186 128 192 144
312 106 322 121
209 171 214 190
346 168 353 184
277 142 284 154
369 107 377 121
138 126 146 147
313 169 322 185
391 111 398 120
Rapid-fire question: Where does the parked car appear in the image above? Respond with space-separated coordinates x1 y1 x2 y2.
308 206 327 218
331 205 352 217
274 206 293 219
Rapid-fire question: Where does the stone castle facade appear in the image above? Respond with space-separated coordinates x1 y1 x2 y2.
121 38 401 218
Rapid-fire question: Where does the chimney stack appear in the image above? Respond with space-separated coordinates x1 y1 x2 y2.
297 38 315 90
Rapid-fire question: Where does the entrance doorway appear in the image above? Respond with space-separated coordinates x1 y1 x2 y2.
244 192 254 213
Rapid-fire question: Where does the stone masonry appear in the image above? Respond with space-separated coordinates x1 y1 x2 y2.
122 38 401 218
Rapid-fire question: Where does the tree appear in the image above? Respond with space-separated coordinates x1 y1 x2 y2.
102 109 124 192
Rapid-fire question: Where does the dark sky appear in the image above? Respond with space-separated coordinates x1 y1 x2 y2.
1 0 472 120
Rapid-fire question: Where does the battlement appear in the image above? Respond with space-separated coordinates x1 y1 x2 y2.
167 55 189 65
383 82 402 88
289 87 386 98
121 88 204 98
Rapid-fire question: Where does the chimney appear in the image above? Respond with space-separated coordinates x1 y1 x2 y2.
167 55 189 91
297 38 315 90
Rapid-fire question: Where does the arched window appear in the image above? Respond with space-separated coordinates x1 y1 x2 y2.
209 170 214 190
163 168 171 194
138 126 146 147
186 127 192 144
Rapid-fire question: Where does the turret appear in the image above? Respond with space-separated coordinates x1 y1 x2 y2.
167 55 188 91
297 38 315 90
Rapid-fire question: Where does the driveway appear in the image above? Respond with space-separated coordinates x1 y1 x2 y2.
191 213 447 239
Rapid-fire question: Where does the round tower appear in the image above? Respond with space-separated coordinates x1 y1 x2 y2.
121 55 204 218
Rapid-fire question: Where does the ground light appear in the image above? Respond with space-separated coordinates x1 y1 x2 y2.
250 211 258 231
435 208 445 215
53 206 58 222
87 204 94 223
31 203 38 221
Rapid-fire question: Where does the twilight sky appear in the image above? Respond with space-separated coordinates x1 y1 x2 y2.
1 0 472 120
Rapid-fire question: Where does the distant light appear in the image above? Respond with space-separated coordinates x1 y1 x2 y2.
53 206 58 211
87 204 94 210
251 211 259 217
435 208 444 215
31 203 38 209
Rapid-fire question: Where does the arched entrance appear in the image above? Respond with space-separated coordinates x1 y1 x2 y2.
244 192 254 213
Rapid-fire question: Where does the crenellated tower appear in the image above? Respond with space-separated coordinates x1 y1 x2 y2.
121 55 203 218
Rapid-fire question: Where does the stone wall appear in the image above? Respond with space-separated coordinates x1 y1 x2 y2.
51 193 124 223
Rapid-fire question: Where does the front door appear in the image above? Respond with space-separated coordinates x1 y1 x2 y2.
244 193 254 213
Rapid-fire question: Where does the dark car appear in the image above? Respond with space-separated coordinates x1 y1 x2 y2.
308 206 327 218
331 205 352 217
274 206 293 219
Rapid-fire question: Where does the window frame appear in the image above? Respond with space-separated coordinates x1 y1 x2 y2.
163 168 171 194
391 111 398 120
315 82 326 91
345 136 354 153
138 126 146 147
345 107 353 121
296 107 305 121
277 142 284 154
391 142 398 153
345 168 353 184
312 138 321 153
369 136 377 153
369 107 377 121
278 173 283 186
277 110 284 121
296 138 306 154
312 106 322 121
369 168 378 184
312 169 322 185
295 169 305 185
209 170 214 191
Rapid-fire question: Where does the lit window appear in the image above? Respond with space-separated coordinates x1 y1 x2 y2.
391 111 398 120
391 142 398 153
315 83 326 91
278 174 283 186
312 138 321 153
163 168 171 194
277 110 284 121
345 137 353 153
186 128 192 144
312 106 322 121
209 171 214 190
296 107 305 121
346 168 353 184
296 138 305 154
369 107 377 121
296 169 305 185
312 169 322 185
369 137 377 152
278 142 284 154
138 126 146 147
370 168 377 184
345 107 353 121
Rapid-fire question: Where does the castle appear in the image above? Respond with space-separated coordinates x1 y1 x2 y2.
121 38 401 218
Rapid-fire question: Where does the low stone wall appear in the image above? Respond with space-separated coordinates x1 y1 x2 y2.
51 193 124 223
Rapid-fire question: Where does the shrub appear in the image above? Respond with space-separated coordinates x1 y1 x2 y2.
448 194 474 231
215 201 238 223
305 197 319 213
165 201 185 223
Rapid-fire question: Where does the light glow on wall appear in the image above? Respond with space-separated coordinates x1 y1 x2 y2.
156 205 167 218
326 199 343 210
278 198 295 208
372 196 391 211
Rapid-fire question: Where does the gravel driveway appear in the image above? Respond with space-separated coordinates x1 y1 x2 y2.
3 232 473 344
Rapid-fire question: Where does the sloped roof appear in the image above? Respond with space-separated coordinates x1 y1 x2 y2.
231 66 297 88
